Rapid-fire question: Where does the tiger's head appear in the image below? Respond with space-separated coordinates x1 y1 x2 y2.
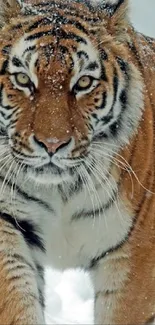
0 0 143 185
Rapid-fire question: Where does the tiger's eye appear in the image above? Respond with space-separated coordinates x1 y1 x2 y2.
15 73 30 86
77 76 92 89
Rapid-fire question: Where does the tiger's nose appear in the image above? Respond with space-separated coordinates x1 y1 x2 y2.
34 135 71 154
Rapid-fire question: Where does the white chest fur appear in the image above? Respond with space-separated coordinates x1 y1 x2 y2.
1 174 133 271
46 186 133 271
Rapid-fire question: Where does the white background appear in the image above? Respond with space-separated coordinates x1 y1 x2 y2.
131 0 155 37
45 1 155 324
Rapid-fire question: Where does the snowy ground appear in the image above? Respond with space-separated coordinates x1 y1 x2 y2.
45 269 94 324
45 2 155 324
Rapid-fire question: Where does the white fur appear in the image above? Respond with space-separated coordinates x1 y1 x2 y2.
88 0 124 7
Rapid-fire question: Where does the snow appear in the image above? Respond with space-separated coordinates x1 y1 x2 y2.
45 2 155 324
130 0 155 38
45 269 94 324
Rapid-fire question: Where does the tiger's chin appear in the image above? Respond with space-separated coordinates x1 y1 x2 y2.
27 166 73 186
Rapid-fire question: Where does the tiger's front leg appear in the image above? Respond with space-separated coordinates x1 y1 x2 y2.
0 217 45 325
90 245 155 325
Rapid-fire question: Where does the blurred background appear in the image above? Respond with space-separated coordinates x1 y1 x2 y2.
45 1 155 324
131 0 155 37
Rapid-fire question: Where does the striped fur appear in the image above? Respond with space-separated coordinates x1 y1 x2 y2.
0 0 154 324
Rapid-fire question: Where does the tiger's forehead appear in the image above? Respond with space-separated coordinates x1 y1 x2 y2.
2 0 104 70
9 28 101 88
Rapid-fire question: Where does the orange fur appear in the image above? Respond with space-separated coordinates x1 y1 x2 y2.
94 28 155 324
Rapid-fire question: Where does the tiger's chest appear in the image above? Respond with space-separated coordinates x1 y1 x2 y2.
45 186 133 270
1 179 133 271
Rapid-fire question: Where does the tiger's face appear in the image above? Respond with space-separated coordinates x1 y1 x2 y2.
0 0 143 185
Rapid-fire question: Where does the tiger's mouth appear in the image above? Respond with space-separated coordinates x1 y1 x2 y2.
13 150 85 185
25 160 76 185
32 162 64 174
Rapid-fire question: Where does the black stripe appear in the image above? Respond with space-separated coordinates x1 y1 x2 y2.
31 1 51 7
27 17 51 32
0 60 8 75
109 91 128 138
127 41 143 69
12 147 38 159
108 109 126 138
12 254 35 272
0 111 14 121
116 57 128 75
11 20 30 31
58 174 83 202
52 27 87 44
23 46 36 56
88 214 137 269
119 89 127 108
53 14 89 35
103 60 128 137
2 45 11 55
7 117 19 128
100 49 108 61
72 190 117 220
28 1 99 23
92 113 99 122
67 174 83 198
0 172 53 213
0 102 14 111
113 69 119 103
100 62 108 81
0 127 7 137
101 111 113 125
4 260 27 271
89 242 124 269
27 14 89 35
58 45 69 55
95 289 116 301
36 264 45 308
93 131 108 141
109 120 121 137
0 213 45 252
86 61 99 71
64 11 99 23
26 29 52 41
39 289 45 308
58 45 74 70
77 51 89 60
3 253 36 273
101 68 118 125
26 27 87 44
12 57 24 68
31 7 99 23
36 264 44 280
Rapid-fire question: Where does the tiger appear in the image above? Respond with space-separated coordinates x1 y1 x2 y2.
0 0 155 324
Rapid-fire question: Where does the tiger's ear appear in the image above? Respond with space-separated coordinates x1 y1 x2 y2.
100 0 129 37
0 0 22 27
94 0 128 17
80 0 129 38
